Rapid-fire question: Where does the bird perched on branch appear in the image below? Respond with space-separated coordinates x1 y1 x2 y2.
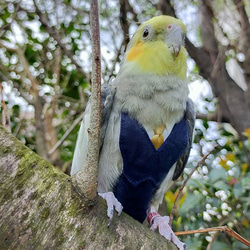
71 15 195 250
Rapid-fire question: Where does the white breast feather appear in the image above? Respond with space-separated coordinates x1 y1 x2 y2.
97 74 189 200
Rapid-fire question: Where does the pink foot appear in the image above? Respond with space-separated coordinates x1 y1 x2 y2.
150 215 186 250
98 192 123 226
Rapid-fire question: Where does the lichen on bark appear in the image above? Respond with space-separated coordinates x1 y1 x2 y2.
0 125 177 249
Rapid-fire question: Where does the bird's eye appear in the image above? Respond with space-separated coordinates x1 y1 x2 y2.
143 29 149 38
167 24 172 30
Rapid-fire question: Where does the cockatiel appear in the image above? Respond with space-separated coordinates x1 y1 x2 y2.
71 15 195 250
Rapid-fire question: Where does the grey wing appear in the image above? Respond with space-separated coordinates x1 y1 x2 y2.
70 83 114 175
100 84 115 150
172 98 195 181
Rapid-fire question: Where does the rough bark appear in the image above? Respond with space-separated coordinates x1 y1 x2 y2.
0 125 177 249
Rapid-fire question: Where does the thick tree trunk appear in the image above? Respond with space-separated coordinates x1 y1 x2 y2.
196 1 250 139
34 97 48 161
0 125 177 249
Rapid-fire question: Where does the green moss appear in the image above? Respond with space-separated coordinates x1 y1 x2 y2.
0 188 14 202
103 239 109 248
28 190 38 200
52 173 58 178
21 212 29 222
90 233 96 242
38 199 45 207
59 201 66 211
40 207 50 220
53 225 66 247
0 126 96 248
79 240 87 249
2 147 9 153
76 225 83 234
0 129 26 159
16 189 24 198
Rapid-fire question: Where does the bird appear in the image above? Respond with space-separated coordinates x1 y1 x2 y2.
71 15 195 250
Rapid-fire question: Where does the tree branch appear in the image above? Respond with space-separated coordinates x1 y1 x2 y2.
33 0 89 81
233 0 250 84
175 226 250 248
233 0 250 31
0 41 40 95
0 125 177 250
50 48 62 117
169 146 218 226
119 0 138 48
0 1 21 37
48 112 84 156
119 0 130 48
195 111 230 124
71 0 102 202
0 41 38 105
157 0 176 17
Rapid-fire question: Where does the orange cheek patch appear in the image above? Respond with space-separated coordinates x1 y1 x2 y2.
127 42 143 61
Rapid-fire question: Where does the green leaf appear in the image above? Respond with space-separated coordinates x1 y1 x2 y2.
202 119 209 129
210 241 229 250
213 180 230 191
242 177 250 190
187 178 206 189
185 238 202 250
233 182 243 199
209 168 227 183
240 197 250 202
179 192 203 215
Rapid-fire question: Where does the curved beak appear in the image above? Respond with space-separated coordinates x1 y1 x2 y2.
165 24 184 58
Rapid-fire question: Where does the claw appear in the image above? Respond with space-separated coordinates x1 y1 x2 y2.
150 215 186 250
107 208 114 227
98 192 123 226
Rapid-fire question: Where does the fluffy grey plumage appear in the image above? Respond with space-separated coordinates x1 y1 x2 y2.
72 15 195 250
72 73 195 210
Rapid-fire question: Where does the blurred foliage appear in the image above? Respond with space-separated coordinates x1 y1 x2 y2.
0 0 250 249
166 121 250 249
0 0 92 169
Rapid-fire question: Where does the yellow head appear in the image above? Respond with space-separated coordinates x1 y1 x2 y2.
121 15 187 79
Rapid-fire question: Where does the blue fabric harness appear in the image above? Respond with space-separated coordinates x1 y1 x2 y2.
113 112 188 223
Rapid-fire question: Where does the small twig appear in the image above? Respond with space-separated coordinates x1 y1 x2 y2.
48 112 84 156
33 0 89 81
169 145 218 226
170 145 250 249
71 0 101 202
0 1 21 37
175 226 250 248
107 42 123 82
